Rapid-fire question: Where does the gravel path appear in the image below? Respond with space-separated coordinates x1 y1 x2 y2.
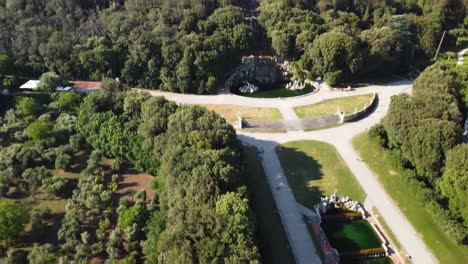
237 137 321 264
278 100 300 121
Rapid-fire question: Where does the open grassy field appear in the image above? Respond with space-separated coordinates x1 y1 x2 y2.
276 140 365 210
201 104 282 122
294 94 374 118
242 147 295 264
353 133 468 264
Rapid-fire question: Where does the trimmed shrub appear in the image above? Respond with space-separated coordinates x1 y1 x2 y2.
69 134 84 151
324 70 342 87
55 153 72 170
42 176 68 196
425 201 467 244
368 124 388 148
16 97 42 116
26 120 51 141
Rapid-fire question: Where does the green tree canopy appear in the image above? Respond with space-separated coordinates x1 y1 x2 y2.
16 97 42 116
56 92 82 112
0 54 13 75
360 26 405 70
215 188 259 261
40 72 62 92
0 201 29 243
407 118 460 179
118 203 149 230
27 120 52 141
440 144 468 223
305 30 363 78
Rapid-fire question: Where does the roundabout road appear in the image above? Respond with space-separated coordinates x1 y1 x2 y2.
141 80 436 264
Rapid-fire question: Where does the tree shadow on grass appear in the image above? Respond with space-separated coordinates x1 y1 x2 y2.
276 144 325 209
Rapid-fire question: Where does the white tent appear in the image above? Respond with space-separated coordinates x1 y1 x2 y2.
19 80 41 90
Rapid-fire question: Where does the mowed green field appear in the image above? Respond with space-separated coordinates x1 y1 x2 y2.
294 94 374 118
201 104 282 122
353 133 468 264
276 140 365 210
242 147 295 264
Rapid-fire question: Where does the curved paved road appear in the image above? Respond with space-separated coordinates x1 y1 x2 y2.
135 80 408 119
237 82 436 264
457 48 468 65
142 80 436 264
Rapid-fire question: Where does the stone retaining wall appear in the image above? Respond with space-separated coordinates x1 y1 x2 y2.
225 56 281 91
341 93 378 122
242 114 340 131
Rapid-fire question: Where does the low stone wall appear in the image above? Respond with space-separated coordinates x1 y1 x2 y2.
241 119 288 131
241 114 340 131
238 93 378 132
341 93 378 122
301 114 340 130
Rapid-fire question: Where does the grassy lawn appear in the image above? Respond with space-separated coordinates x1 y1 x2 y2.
352 133 468 263
201 104 282 122
238 83 314 98
242 147 295 264
294 94 374 119
276 141 365 210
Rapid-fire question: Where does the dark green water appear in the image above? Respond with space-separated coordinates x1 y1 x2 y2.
322 219 382 252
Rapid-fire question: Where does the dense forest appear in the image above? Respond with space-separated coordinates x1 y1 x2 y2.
1 0 467 93
0 0 253 94
369 63 468 245
0 80 259 262
258 0 468 84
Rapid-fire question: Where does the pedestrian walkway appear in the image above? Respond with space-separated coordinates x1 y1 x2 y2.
278 100 300 121
238 138 321 264
297 202 320 222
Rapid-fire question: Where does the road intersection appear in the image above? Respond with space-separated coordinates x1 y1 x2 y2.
142 80 436 264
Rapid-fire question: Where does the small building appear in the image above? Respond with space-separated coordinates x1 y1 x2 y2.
19 80 41 90
56 86 73 92
70 81 101 93
19 80 101 93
